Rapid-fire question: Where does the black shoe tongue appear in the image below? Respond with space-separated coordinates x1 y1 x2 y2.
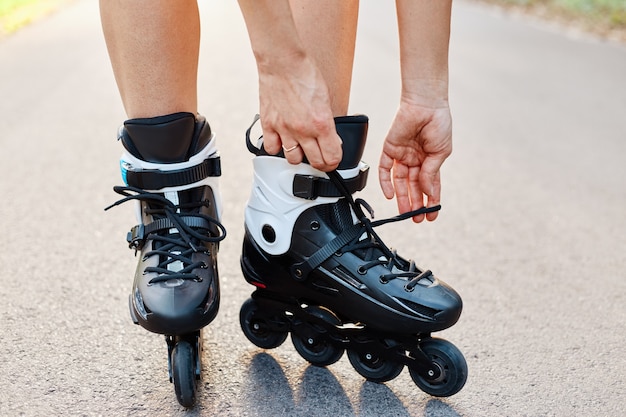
328 199 386 263
175 188 204 214
328 199 354 233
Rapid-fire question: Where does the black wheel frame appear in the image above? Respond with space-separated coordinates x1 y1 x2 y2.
240 298 288 349
171 340 197 408
346 349 404 383
409 338 467 397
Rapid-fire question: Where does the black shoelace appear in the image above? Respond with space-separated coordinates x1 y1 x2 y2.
327 171 439 292
105 186 226 284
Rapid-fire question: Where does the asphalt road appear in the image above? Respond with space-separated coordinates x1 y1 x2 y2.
1 1 625 416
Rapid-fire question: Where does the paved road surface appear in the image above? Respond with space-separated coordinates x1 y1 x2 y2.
1 1 624 416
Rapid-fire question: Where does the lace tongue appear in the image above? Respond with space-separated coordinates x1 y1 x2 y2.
328 199 354 233
166 250 184 274
325 199 390 265
154 190 197 270
163 190 181 233
164 190 180 207
172 188 208 252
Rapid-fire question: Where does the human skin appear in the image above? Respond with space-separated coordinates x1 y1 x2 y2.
238 0 453 221
100 0 453 221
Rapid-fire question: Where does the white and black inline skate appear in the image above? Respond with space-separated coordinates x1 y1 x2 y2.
239 115 467 397
106 112 225 407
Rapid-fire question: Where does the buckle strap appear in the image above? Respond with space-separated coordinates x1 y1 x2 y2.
290 224 363 281
293 165 369 200
125 156 221 190
127 216 212 250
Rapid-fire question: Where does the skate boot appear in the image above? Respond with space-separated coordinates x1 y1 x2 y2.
239 115 467 397
105 112 225 407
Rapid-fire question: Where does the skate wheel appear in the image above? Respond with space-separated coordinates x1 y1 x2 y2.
291 332 344 367
347 349 404 383
240 298 288 349
290 305 344 367
171 340 197 408
409 338 467 397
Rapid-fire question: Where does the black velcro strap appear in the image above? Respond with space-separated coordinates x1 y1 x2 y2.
126 216 212 249
293 165 369 200
126 157 221 190
290 224 363 281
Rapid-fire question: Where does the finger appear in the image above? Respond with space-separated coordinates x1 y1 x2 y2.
420 157 444 221
282 139 304 165
298 137 330 171
425 171 441 221
391 163 416 220
262 129 282 155
378 153 395 199
317 130 343 171
302 118 342 172
407 166 426 223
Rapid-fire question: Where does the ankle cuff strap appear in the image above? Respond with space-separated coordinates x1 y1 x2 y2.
124 156 221 190
127 216 213 250
292 165 369 200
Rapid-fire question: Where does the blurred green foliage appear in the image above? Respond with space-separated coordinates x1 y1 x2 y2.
496 0 626 28
0 0 40 16
0 0 69 35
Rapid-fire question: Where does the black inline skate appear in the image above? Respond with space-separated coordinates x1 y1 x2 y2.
239 115 467 397
105 112 225 407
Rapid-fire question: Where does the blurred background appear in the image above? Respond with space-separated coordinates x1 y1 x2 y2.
1 0 624 41
1 1 624 416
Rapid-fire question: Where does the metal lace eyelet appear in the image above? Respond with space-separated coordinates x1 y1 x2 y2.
357 266 367 275
310 221 320 231
379 276 389 284
404 284 415 293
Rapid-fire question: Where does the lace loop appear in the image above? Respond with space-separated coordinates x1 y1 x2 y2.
105 185 226 283
324 170 440 287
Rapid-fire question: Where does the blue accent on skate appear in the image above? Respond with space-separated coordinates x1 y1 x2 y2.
120 160 129 185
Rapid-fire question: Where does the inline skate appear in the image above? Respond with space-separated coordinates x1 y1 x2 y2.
105 112 225 407
239 115 467 397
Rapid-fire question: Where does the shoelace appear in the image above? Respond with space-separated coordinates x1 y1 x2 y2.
105 186 226 284
327 171 439 292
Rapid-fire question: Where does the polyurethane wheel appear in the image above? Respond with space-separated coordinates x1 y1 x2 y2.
291 331 344 367
291 305 344 367
347 349 404 383
171 340 197 408
409 338 468 397
240 298 288 349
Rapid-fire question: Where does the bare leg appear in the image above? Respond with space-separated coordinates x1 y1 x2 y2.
99 0 200 118
288 0 359 116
